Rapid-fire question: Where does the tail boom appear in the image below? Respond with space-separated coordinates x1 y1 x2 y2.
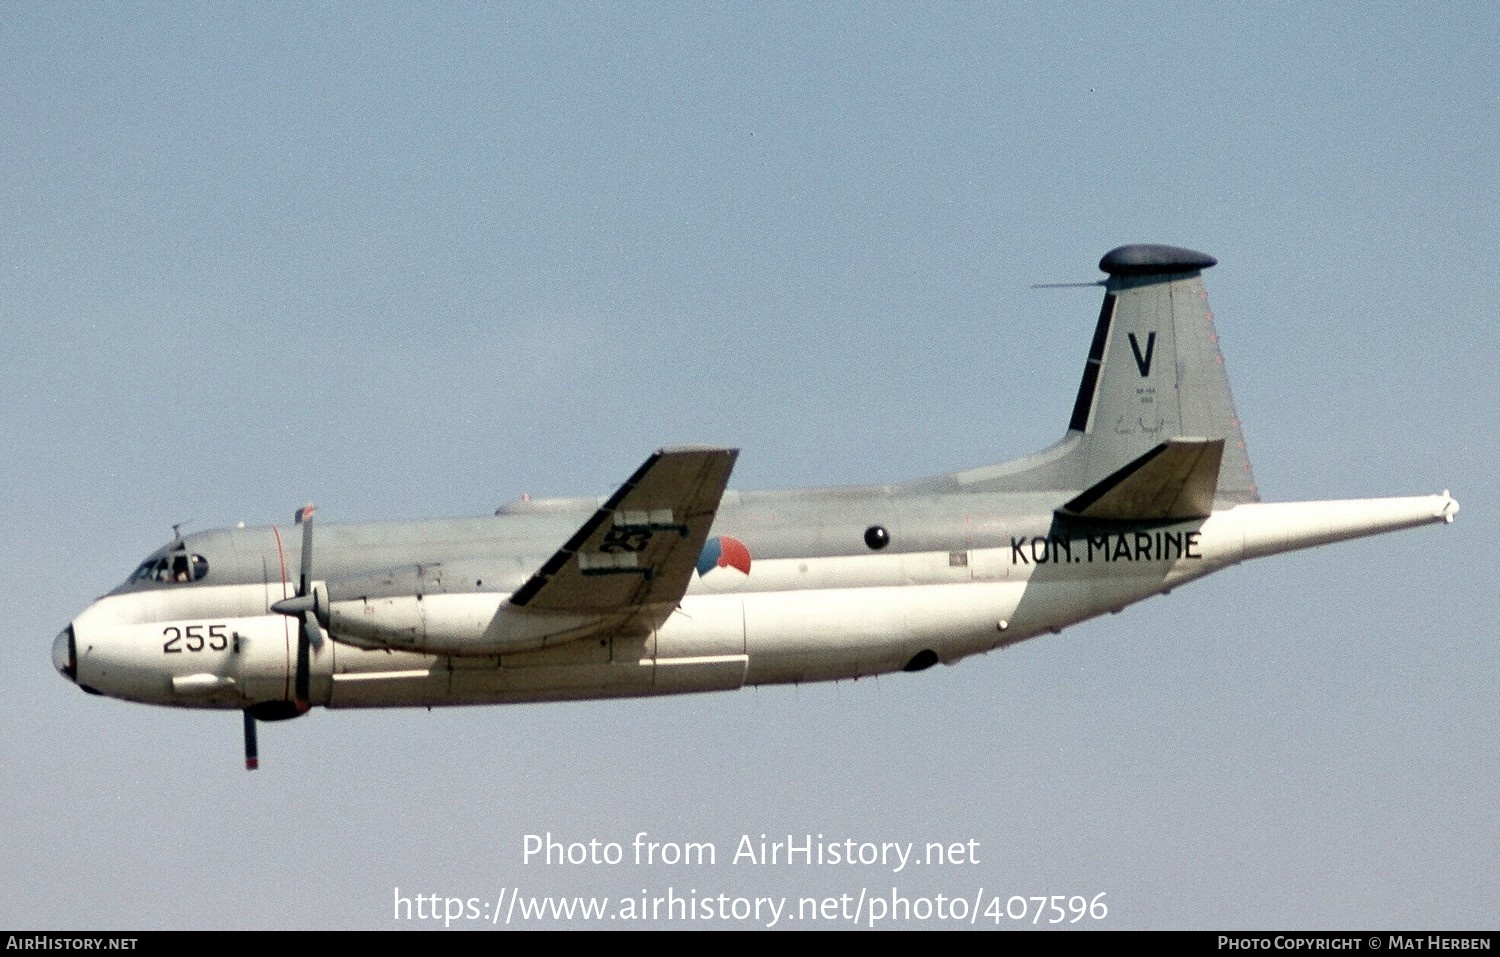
1230 493 1459 562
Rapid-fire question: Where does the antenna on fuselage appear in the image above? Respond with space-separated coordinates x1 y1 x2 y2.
171 522 189 544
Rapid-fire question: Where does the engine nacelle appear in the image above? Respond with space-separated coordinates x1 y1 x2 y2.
328 594 610 655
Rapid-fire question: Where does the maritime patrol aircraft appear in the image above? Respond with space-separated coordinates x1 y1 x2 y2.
54 245 1459 769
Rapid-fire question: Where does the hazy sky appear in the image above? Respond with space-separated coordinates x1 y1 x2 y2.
3 2 1496 929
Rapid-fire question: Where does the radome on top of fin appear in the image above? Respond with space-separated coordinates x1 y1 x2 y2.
1099 244 1217 277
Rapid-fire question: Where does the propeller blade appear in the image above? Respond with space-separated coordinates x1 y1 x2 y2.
296 504 315 596
265 503 323 712
294 508 324 646
303 607 324 650
294 628 310 711
243 711 259 771
292 503 317 710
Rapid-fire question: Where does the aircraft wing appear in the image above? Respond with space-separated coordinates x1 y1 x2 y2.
507 447 739 631
1058 438 1224 521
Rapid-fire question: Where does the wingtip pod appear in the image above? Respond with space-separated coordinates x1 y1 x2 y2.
1234 494 1458 562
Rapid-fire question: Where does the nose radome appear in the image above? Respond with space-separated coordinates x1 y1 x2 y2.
53 626 76 682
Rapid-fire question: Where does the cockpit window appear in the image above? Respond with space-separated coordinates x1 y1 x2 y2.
129 549 209 585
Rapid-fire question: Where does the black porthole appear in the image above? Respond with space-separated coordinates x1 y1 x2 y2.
864 525 890 550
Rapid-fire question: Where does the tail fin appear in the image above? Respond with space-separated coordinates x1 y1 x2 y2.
1067 244 1257 505
914 244 1258 505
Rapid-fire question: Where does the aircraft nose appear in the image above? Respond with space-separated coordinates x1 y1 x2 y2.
53 626 77 683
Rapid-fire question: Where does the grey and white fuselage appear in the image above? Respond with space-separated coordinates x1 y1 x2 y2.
54 246 1458 741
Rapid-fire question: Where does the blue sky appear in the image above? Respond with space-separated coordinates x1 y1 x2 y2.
3 2 1496 929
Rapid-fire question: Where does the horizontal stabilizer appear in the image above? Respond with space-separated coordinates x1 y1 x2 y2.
1059 438 1224 521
